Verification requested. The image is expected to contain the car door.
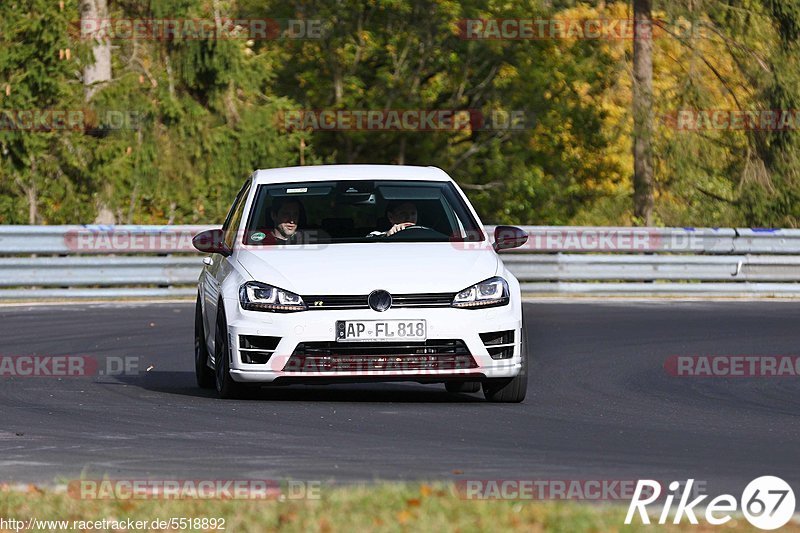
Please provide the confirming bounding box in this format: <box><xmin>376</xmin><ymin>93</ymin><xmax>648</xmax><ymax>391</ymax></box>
<box><xmin>203</xmin><ymin>178</ymin><xmax>252</xmax><ymax>353</ymax></box>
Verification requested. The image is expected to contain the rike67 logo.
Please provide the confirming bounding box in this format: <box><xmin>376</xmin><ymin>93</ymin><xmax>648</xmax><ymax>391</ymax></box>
<box><xmin>625</xmin><ymin>477</ymin><xmax>796</xmax><ymax>530</ymax></box>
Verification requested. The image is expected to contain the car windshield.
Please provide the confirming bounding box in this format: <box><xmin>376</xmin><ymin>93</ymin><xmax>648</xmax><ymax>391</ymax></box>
<box><xmin>242</xmin><ymin>180</ymin><xmax>484</xmax><ymax>245</ymax></box>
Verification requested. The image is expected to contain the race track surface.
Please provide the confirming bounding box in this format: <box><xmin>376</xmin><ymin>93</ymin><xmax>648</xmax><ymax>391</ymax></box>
<box><xmin>1</xmin><ymin>301</ymin><xmax>799</xmax><ymax>496</ymax></box>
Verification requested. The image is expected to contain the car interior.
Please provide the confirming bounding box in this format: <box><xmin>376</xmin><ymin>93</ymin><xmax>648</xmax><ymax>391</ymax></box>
<box><xmin>243</xmin><ymin>180</ymin><xmax>481</xmax><ymax>244</ymax></box>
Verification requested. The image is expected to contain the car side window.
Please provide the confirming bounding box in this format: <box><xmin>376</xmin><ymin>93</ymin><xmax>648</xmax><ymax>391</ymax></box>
<box><xmin>223</xmin><ymin>180</ymin><xmax>252</xmax><ymax>250</ymax></box>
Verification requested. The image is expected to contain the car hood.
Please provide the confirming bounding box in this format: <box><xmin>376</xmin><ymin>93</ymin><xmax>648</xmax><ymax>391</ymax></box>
<box><xmin>235</xmin><ymin>243</ymin><xmax>500</xmax><ymax>295</ymax></box>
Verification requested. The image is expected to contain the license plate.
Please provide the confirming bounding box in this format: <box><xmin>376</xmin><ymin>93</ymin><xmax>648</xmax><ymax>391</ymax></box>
<box><xmin>336</xmin><ymin>320</ymin><xmax>427</xmax><ymax>342</ymax></box>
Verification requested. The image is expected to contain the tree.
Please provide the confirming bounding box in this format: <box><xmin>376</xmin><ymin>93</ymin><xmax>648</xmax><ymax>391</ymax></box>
<box><xmin>0</xmin><ymin>0</ymin><xmax>92</xmax><ymax>224</ymax></box>
<box><xmin>81</xmin><ymin>0</ymin><xmax>112</xmax><ymax>101</ymax></box>
<box><xmin>633</xmin><ymin>0</ymin><xmax>655</xmax><ymax>225</ymax></box>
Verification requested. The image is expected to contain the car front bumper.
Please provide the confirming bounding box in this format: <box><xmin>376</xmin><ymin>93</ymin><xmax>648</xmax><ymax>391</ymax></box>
<box><xmin>223</xmin><ymin>302</ymin><xmax>523</xmax><ymax>384</ymax></box>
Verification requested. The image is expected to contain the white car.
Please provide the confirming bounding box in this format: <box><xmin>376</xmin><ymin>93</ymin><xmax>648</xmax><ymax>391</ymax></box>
<box><xmin>192</xmin><ymin>165</ymin><xmax>529</xmax><ymax>402</ymax></box>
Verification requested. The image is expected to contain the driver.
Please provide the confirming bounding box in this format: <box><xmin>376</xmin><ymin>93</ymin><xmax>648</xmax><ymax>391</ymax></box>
<box><xmin>368</xmin><ymin>201</ymin><xmax>418</xmax><ymax>237</ymax></box>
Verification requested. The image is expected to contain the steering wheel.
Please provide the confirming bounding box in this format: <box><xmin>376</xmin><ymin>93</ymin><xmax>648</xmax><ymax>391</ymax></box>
<box><xmin>385</xmin><ymin>224</ymin><xmax>443</xmax><ymax>239</ymax></box>
<box><xmin>399</xmin><ymin>224</ymin><xmax>432</xmax><ymax>232</ymax></box>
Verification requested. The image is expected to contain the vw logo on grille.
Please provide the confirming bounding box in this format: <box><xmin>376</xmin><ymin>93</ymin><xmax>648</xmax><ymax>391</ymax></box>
<box><xmin>368</xmin><ymin>290</ymin><xmax>392</xmax><ymax>312</ymax></box>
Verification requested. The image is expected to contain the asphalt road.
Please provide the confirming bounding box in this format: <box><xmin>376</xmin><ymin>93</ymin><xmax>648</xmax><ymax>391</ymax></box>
<box><xmin>1</xmin><ymin>301</ymin><xmax>799</xmax><ymax>496</ymax></box>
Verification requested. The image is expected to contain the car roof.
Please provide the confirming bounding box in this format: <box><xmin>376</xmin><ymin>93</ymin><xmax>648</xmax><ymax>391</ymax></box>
<box><xmin>252</xmin><ymin>164</ymin><xmax>453</xmax><ymax>184</ymax></box>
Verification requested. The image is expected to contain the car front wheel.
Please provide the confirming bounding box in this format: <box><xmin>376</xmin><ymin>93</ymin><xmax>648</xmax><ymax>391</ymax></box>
<box><xmin>194</xmin><ymin>295</ymin><xmax>215</xmax><ymax>389</ymax></box>
<box><xmin>214</xmin><ymin>303</ymin><xmax>247</xmax><ymax>399</ymax></box>
<box><xmin>482</xmin><ymin>332</ymin><xmax>528</xmax><ymax>403</ymax></box>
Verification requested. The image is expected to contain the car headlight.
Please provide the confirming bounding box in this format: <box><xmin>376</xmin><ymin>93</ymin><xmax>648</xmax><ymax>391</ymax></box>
<box><xmin>239</xmin><ymin>281</ymin><xmax>307</xmax><ymax>312</ymax></box>
<box><xmin>452</xmin><ymin>277</ymin><xmax>510</xmax><ymax>309</ymax></box>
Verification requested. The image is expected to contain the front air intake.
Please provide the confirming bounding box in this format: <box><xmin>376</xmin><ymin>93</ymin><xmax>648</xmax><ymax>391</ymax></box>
<box><xmin>479</xmin><ymin>330</ymin><xmax>515</xmax><ymax>360</ymax></box>
<box><xmin>283</xmin><ymin>340</ymin><xmax>477</xmax><ymax>372</ymax></box>
<box><xmin>239</xmin><ymin>335</ymin><xmax>280</xmax><ymax>364</ymax></box>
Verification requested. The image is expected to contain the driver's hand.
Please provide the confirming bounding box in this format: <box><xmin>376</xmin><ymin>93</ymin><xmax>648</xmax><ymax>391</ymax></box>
<box><xmin>387</xmin><ymin>222</ymin><xmax>414</xmax><ymax>236</ymax></box>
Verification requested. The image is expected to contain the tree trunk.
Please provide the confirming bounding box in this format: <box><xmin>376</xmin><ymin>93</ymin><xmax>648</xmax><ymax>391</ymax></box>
<box><xmin>26</xmin><ymin>182</ymin><xmax>37</xmax><ymax>225</ymax></box>
<box><xmin>14</xmin><ymin>169</ymin><xmax>38</xmax><ymax>225</ymax></box>
<box><xmin>397</xmin><ymin>136</ymin><xmax>406</xmax><ymax>165</ymax></box>
<box><xmin>81</xmin><ymin>0</ymin><xmax>111</xmax><ymax>101</ymax></box>
<box><xmin>299</xmin><ymin>137</ymin><xmax>306</xmax><ymax>166</ymax></box>
<box><xmin>632</xmin><ymin>0</ymin><xmax>654</xmax><ymax>225</ymax></box>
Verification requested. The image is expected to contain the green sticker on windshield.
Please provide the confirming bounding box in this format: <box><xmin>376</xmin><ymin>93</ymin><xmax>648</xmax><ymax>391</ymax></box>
<box><xmin>250</xmin><ymin>232</ymin><xmax>266</xmax><ymax>242</ymax></box>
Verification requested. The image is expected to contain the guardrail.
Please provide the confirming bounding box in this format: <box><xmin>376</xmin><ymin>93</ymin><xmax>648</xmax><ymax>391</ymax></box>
<box><xmin>1</xmin><ymin>225</ymin><xmax>799</xmax><ymax>298</ymax></box>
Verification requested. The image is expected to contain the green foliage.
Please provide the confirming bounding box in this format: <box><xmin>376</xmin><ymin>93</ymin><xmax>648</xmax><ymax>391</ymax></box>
<box><xmin>0</xmin><ymin>0</ymin><xmax>799</xmax><ymax>226</ymax></box>
<box><xmin>0</xmin><ymin>0</ymin><xmax>92</xmax><ymax>223</ymax></box>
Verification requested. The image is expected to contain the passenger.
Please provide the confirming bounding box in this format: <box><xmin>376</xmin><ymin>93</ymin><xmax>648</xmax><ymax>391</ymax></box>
<box><xmin>253</xmin><ymin>197</ymin><xmax>306</xmax><ymax>244</ymax></box>
<box><xmin>269</xmin><ymin>198</ymin><xmax>304</xmax><ymax>244</ymax></box>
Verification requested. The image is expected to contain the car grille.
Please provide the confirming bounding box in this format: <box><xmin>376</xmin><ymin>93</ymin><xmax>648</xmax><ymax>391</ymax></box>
<box><xmin>303</xmin><ymin>293</ymin><xmax>454</xmax><ymax>310</ymax></box>
<box><xmin>283</xmin><ymin>340</ymin><xmax>477</xmax><ymax>372</ymax></box>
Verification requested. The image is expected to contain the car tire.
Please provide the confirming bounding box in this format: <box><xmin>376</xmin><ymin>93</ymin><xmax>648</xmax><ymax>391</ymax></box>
<box><xmin>482</xmin><ymin>329</ymin><xmax>528</xmax><ymax>403</ymax></box>
<box><xmin>445</xmin><ymin>381</ymin><xmax>481</xmax><ymax>393</ymax></box>
<box><xmin>214</xmin><ymin>302</ymin><xmax>246</xmax><ymax>399</ymax></box>
<box><xmin>194</xmin><ymin>294</ymin><xmax>215</xmax><ymax>389</ymax></box>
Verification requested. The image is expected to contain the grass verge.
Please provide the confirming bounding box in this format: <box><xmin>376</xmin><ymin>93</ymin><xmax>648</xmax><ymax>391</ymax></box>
<box><xmin>0</xmin><ymin>482</ymin><xmax>772</xmax><ymax>532</ymax></box>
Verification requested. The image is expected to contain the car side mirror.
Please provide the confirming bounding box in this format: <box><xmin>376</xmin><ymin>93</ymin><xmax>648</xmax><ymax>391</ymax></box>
<box><xmin>193</xmin><ymin>228</ymin><xmax>232</xmax><ymax>256</ymax></box>
<box><xmin>493</xmin><ymin>225</ymin><xmax>528</xmax><ymax>251</ymax></box>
